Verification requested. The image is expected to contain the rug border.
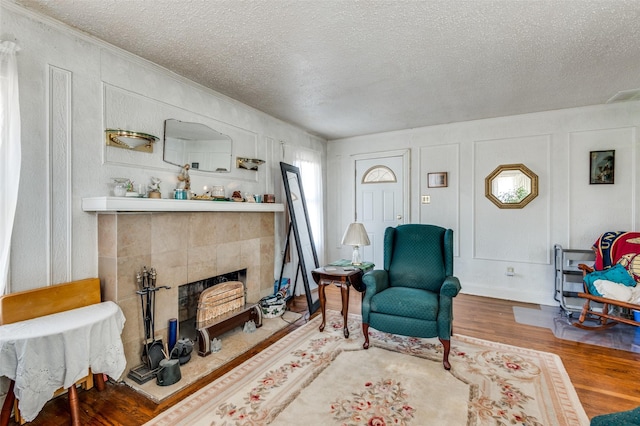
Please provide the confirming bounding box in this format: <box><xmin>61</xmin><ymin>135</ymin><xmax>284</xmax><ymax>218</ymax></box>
<box><xmin>451</xmin><ymin>333</ymin><xmax>588</xmax><ymax>425</ymax></box>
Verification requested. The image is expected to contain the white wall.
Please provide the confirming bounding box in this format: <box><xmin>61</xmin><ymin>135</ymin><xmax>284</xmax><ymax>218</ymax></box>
<box><xmin>4</xmin><ymin>2</ymin><xmax>640</xmax><ymax>307</ymax></box>
<box><xmin>2</xmin><ymin>3</ymin><xmax>326</xmax><ymax>293</ymax></box>
<box><xmin>327</xmin><ymin>102</ymin><xmax>640</xmax><ymax>306</ymax></box>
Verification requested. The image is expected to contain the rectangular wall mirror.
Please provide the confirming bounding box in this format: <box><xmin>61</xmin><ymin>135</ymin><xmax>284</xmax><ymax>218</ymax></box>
<box><xmin>163</xmin><ymin>119</ymin><xmax>233</xmax><ymax>172</ymax></box>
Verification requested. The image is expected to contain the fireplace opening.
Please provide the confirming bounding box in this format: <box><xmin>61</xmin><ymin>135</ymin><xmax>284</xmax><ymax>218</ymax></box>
<box><xmin>178</xmin><ymin>269</ymin><xmax>246</xmax><ymax>341</ymax></box>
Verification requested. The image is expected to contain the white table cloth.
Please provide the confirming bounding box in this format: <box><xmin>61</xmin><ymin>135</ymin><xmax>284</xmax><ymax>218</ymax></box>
<box><xmin>0</xmin><ymin>301</ymin><xmax>126</xmax><ymax>422</ymax></box>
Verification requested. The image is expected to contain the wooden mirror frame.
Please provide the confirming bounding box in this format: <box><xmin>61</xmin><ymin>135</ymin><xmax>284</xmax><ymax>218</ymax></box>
<box><xmin>485</xmin><ymin>163</ymin><xmax>539</xmax><ymax>209</ymax></box>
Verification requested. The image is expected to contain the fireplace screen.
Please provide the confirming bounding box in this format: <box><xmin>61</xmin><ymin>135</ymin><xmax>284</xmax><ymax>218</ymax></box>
<box><xmin>178</xmin><ymin>270</ymin><xmax>244</xmax><ymax>340</ymax></box>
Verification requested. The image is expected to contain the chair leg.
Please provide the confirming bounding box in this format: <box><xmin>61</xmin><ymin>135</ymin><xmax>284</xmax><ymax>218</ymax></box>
<box><xmin>362</xmin><ymin>323</ymin><xmax>370</xmax><ymax>349</ymax></box>
<box><xmin>68</xmin><ymin>385</ymin><xmax>81</xmax><ymax>426</ymax></box>
<box><xmin>0</xmin><ymin>380</ymin><xmax>15</xmax><ymax>426</ymax></box>
<box><xmin>94</xmin><ymin>373</ymin><xmax>106</xmax><ymax>391</ymax></box>
<box><xmin>439</xmin><ymin>338</ymin><xmax>451</xmax><ymax>370</ymax></box>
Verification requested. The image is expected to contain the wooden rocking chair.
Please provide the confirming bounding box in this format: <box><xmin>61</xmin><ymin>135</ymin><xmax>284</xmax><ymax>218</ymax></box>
<box><xmin>573</xmin><ymin>231</ymin><xmax>640</xmax><ymax>330</ymax></box>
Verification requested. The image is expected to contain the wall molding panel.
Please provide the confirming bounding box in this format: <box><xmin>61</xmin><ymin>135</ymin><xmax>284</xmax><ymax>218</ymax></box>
<box><xmin>102</xmin><ymin>84</ymin><xmax>261</xmax><ymax>184</ymax></box>
<box><xmin>568</xmin><ymin>126</ymin><xmax>637</xmax><ymax>249</ymax></box>
<box><xmin>473</xmin><ymin>134</ymin><xmax>551</xmax><ymax>264</ymax></box>
<box><xmin>49</xmin><ymin>65</ymin><xmax>73</xmax><ymax>284</ymax></box>
<box><xmin>419</xmin><ymin>143</ymin><xmax>460</xmax><ymax>257</ymax></box>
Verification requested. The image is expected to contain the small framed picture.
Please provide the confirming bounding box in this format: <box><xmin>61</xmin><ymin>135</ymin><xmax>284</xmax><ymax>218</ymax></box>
<box><xmin>428</xmin><ymin>172</ymin><xmax>448</xmax><ymax>188</ymax></box>
<box><xmin>589</xmin><ymin>150</ymin><xmax>615</xmax><ymax>184</ymax></box>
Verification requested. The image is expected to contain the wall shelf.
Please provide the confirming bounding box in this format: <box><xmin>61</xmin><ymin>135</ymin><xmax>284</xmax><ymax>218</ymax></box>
<box><xmin>82</xmin><ymin>197</ymin><xmax>284</xmax><ymax>213</ymax></box>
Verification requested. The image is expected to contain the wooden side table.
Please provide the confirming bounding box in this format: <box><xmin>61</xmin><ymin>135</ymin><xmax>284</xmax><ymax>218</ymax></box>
<box><xmin>312</xmin><ymin>261</ymin><xmax>373</xmax><ymax>338</ymax></box>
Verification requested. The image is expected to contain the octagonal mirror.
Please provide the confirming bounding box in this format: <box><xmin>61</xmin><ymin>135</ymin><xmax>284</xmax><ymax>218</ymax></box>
<box><xmin>485</xmin><ymin>163</ymin><xmax>538</xmax><ymax>209</ymax></box>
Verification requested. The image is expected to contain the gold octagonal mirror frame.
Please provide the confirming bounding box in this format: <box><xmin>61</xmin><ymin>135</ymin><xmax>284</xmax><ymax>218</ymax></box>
<box><xmin>485</xmin><ymin>163</ymin><xmax>538</xmax><ymax>209</ymax></box>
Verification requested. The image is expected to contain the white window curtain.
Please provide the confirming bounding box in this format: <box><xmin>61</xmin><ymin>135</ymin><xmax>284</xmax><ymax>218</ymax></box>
<box><xmin>293</xmin><ymin>147</ymin><xmax>324</xmax><ymax>268</ymax></box>
<box><xmin>0</xmin><ymin>41</ymin><xmax>21</xmax><ymax>295</ymax></box>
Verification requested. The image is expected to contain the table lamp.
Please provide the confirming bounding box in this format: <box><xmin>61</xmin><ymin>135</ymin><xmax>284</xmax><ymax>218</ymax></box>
<box><xmin>341</xmin><ymin>222</ymin><xmax>370</xmax><ymax>265</ymax></box>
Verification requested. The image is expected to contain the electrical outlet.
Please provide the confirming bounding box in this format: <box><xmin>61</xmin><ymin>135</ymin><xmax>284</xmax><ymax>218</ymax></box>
<box><xmin>421</xmin><ymin>195</ymin><xmax>431</xmax><ymax>204</ymax></box>
<box><xmin>506</xmin><ymin>267</ymin><xmax>515</xmax><ymax>277</ymax></box>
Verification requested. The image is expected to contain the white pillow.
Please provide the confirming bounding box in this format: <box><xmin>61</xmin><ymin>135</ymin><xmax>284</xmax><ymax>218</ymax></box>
<box><xmin>593</xmin><ymin>279</ymin><xmax>634</xmax><ymax>302</ymax></box>
<box><xmin>630</xmin><ymin>286</ymin><xmax>640</xmax><ymax>305</ymax></box>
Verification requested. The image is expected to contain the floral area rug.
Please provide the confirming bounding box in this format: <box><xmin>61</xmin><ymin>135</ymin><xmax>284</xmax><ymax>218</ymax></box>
<box><xmin>146</xmin><ymin>310</ymin><xmax>588</xmax><ymax>426</ymax></box>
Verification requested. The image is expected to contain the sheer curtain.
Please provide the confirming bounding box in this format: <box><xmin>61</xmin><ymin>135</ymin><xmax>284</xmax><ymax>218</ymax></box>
<box><xmin>0</xmin><ymin>41</ymin><xmax>21</xmax><ymax>295</ymax></box>
<box><xmin>293</xmin><ymin>147</ymin><xmax>324</xmax><ymax>266</ymax></box>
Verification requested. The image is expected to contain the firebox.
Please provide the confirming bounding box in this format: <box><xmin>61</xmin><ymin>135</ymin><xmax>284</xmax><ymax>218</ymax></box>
<box><xmin>178</xmin><ymin>269</ymin><xmax>246</xmax><ymax>341</ymax></box>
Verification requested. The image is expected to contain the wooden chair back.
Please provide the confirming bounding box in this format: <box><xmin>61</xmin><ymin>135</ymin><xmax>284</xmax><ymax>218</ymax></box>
<box><xmin>0</xmin><ymin>278</ymin><xmax>101</xmax><ymax>325</ymax></box>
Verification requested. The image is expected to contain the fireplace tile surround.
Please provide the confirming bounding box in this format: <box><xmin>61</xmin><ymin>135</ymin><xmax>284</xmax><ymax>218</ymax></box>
<box><xmin>97</xmin><ymin>211</ymin><xmax>277</xmax><ymax>374</ymax></box>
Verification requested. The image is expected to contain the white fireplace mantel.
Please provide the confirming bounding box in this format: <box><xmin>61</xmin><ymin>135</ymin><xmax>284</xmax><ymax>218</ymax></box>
<box><xmin>82</xmin><ymin>197</ymin><xmax>285</xmax><ymax>213</ymax></box>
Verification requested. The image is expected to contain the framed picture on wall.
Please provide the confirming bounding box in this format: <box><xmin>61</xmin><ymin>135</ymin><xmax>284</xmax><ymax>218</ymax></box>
<box><xmin>428</xmin><ymin>172</ymin><xmax>448</xmax><ymax>188</ymax></box>
<box><xmin>589</xmin><ymin>150</ymin><xmax>615</xmax><ymax>184</ymax></box>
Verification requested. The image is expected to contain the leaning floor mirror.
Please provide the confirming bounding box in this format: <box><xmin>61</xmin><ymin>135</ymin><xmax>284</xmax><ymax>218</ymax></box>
<box><xmin>279</xmin><ymin>162</ymin><xmax>320</xmax><ymax>314</ymax></box>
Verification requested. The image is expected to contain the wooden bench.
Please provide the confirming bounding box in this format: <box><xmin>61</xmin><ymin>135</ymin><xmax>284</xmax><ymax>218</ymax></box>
<box><xmin>0</xmin><ymin>278</ymin><xmax>105</xmax><ymax>425</ymax></box>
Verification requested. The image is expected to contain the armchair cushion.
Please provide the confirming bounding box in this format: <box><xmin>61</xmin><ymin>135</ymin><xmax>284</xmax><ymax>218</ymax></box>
<box><xmin>590</xmin><ymin>406</ymin><xmax>640</xmax><ymax>426</ymax></box>
<box><xmin>369</xmin><ymin>287</ymin><xmax>438</xmax><ymax>321</ymax></box>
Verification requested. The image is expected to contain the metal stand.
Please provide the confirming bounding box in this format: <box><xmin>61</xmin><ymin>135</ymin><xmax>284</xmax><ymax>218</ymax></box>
<box><xmin>277</xmin><ymin>222</ymin><xmax>302</xmax><ymax>298</ymax></box>
<box><xmin>127</xmin><ymin>266</ymin><xmax>170</xmax><ymax>384</ymax></box>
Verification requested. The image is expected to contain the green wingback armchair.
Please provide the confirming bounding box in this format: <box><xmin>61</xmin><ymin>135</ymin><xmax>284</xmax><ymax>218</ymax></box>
<box><xmin>361</xmin><ymin>224</ymin><xmax>461</xmax><ymax>369</ymax></box>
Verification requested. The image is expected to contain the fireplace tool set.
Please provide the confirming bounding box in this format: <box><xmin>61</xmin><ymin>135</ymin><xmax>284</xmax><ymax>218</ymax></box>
<box><xmin>127</xmin><ymin>266</ymin><xmax>173</xmax><ymax>385</ymax></box>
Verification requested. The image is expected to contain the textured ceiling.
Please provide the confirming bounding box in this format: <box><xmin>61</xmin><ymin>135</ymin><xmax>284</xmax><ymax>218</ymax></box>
<box><xmin>9</xmin><ymin>0</ymin><xmax>640</xmax><ymax>140</ymax></box>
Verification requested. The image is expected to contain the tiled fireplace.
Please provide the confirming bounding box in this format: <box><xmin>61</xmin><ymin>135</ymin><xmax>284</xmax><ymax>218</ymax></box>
<box><xmin>96</xmin><ymin>210</ymin><xmax>277</xmax><ymax>374</ymax></box>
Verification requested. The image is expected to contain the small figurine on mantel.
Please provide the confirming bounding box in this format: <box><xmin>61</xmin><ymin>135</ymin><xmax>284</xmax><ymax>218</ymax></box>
<box><xmin>177</xmin><ymin>164</ymin><xmax>191</xmax><ymax>191</ymax></box>
<box><xmin>148</xmin><ymin>177</ymin><xmax>161</xmax><ymax>198</ymax></box>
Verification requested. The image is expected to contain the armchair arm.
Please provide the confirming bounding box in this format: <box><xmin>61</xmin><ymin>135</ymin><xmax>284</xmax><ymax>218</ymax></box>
<box><xmin>440</xmin><ymin>276</ymin><xmax>461</xmax><ymax>298</ymax></box>
<box><xmin>361</xmin><ymin>270</ymin><xmax>390</xmax><ymax>324</ymax></box>
<box><xmin>437</xmin><ymin>276</ymin><xmax>460</xmax><ymax>341</ymax></box>
<box><xmin>362</xmin><ymin>270</ymin><xmax>390</xmax><ymax>295</ymax></box>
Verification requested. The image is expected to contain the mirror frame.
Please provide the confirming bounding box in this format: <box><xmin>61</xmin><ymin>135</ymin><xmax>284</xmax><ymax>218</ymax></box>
<box><xmin>278</xmin><ymin>162</ymin><xmax>320</xmax><ymax>315</ymax></box>
<box><xmin>485</xmin><ymin>163</ymin><xmax>539</xmax><ymax>209</ymax></box>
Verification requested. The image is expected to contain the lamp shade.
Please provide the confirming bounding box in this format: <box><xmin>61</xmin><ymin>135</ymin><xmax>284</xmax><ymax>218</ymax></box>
<box><xmin>341</xmin><ymin>222</ymin><xmax>370</xmax><ymax>247</ymax></box>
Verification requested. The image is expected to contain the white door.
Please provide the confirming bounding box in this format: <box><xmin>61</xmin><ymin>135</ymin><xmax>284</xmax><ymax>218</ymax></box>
<box><xmin>355</xmin><ymin>153</ymin><xmax>407</xmax><ymax>269</ymax></box>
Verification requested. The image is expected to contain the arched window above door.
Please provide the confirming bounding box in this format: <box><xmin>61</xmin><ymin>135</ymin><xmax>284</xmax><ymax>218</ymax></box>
<box><xmin>362</xmin><ymin>165</ymin><xmax>397</xmax><ymax>184</ymax></box>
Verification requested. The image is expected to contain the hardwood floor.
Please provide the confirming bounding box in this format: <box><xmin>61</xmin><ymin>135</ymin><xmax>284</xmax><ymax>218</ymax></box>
<box><xmin>9</xmin><ymin>289</ymin><xmax>640</xmax><ymax>425</ymax></box>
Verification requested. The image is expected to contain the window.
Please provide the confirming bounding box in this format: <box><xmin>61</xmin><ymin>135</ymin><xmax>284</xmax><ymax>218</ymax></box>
<box><xmin>293</xmin><ymin>147</ymin><xmax>324</xmax><ymax>265</ymax></box>
<box><xmin>362</xmin><ymin>166</ymin><xmax>397</xmax><ymax>183</ymax></box>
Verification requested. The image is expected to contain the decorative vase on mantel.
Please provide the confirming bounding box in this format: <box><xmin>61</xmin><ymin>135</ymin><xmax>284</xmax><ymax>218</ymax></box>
<box><xmin>149</xmin><ymin>191</ymin><xmax>161</xmax><ymax>199</ymax></box>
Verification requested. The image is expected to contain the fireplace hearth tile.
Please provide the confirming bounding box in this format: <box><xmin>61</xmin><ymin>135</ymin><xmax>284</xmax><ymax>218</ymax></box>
<box><xmin>122</xmin><ymin>311</ymin><xmax>302</xmax><ymax>402</ymax></box>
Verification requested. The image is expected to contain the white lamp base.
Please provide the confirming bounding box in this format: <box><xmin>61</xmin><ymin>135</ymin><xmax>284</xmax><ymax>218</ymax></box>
<box><xmin>351</xmin><ymin>246</ymin><xmax>362</xmax><ymax>265</ymax></box>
